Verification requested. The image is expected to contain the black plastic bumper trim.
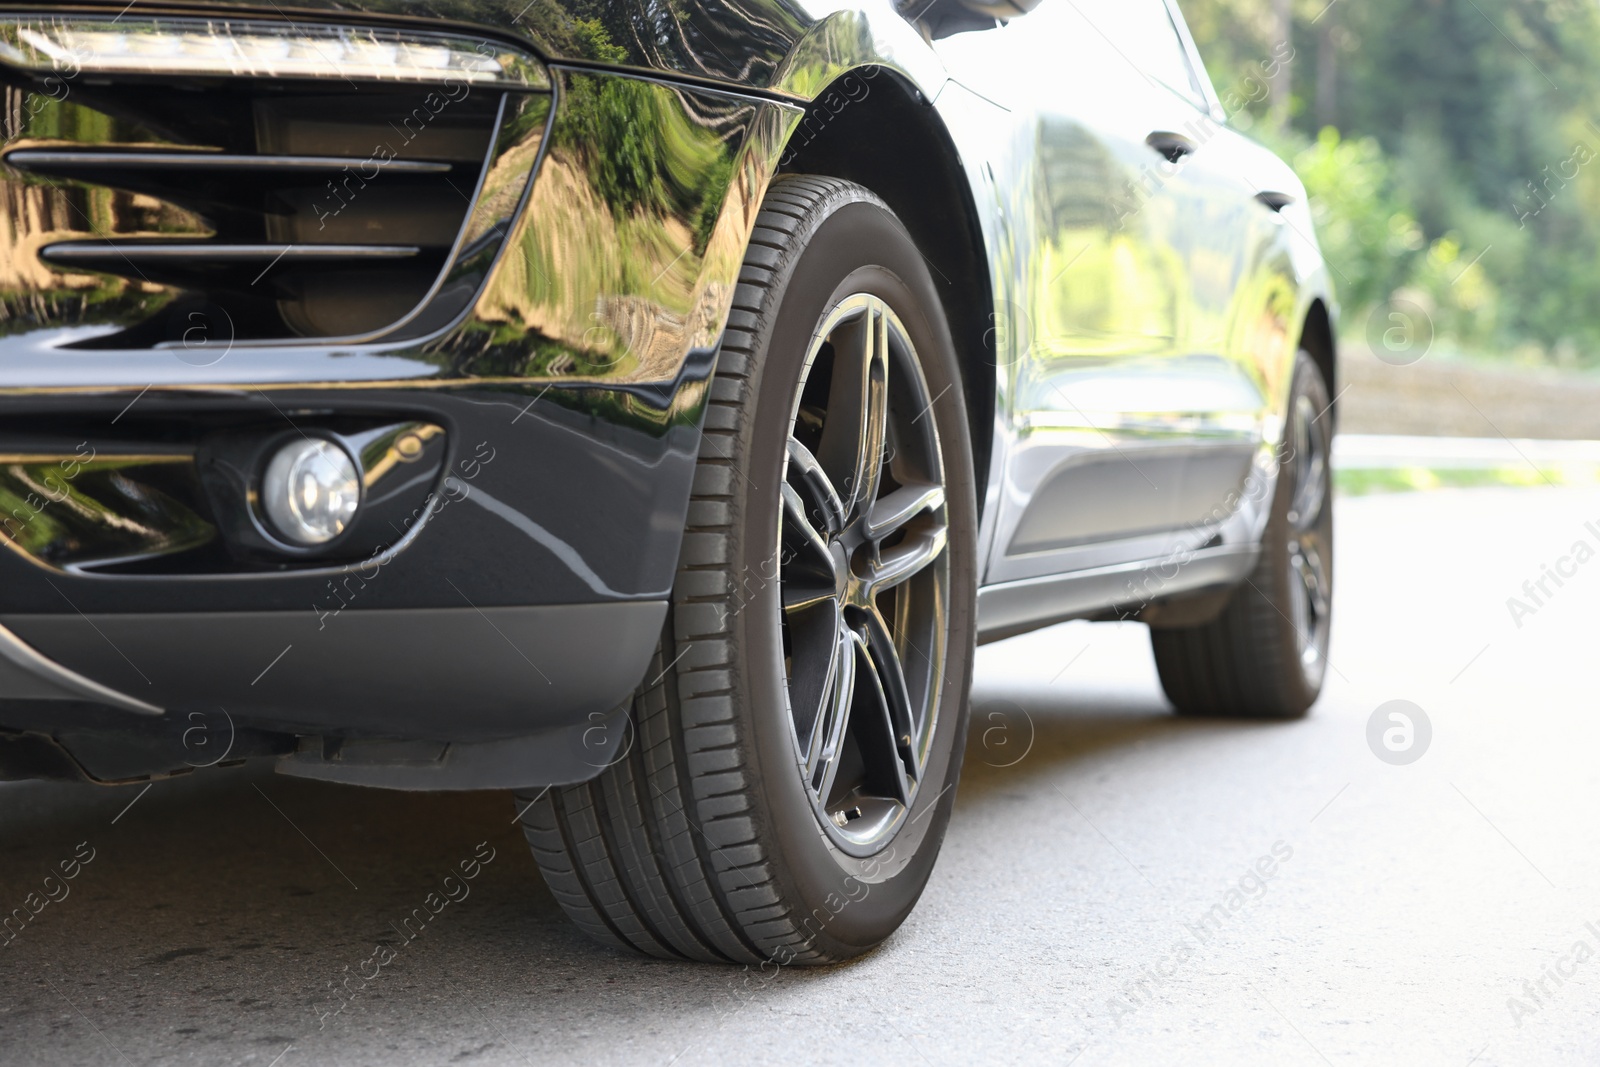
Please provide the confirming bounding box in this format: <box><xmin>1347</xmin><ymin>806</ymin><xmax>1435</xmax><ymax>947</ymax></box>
<box><xmin>2</xmin><ymin>602</ymin><xmax>665</xmax><ymax>742</ymax></box>
<box><xmin>276</xmin><ymin>702</ymin><xmax>631</xmax><ymax>790</ymax></box>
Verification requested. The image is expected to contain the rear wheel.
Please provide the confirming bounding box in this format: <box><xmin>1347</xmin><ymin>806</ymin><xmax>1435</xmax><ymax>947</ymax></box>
<box><xmin>515</xmin><ymin>176</ymin><xmax>978</xmax><ymax>964</ymax></box>
<box><xmin>1150</xmin><ymin>350</ymin><xmax>1333</xmax><ymax>718</ymax></box>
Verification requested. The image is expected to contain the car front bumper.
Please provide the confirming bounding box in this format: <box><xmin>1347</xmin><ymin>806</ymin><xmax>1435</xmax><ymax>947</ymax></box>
<box><xmin>0</xmin><ymin>378</ymin><xmax>692</xmax><ymax>788</ymax></box>
<box><xmin>0</xmin><ymin>11</ymin><xmax>797</xmax><ymax>785</ymax></box>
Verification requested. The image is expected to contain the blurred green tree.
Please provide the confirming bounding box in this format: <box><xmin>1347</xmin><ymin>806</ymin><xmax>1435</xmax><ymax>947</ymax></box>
<box><xmin>1180</xmin><ymin>0</ymin><xmax>1600</xmax><ymax>365</ymax></box>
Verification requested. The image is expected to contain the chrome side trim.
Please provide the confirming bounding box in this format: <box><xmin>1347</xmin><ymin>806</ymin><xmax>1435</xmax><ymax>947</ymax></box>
<box><xmin>975</xmin><ymin>544</ymin><xmax>1258</xmax><ymax>643</ymax></box>
<box><xmin>0</xmin><ymin>621</ymin><xmax>164</xmax><ymax>715</ymax></box>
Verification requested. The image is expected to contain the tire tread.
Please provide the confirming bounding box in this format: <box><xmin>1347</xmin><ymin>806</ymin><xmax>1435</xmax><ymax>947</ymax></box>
<box><xmin>1151</xmin><ymin>352</ymin><xmax>1331</xmax><ymax>719</ymax></box>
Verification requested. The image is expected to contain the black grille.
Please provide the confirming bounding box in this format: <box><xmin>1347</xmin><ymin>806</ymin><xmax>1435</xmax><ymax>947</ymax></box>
<box><xmin>0</xmin><ymin>21</ymin><xmax>549</xmax><ymax>348</ymax></box>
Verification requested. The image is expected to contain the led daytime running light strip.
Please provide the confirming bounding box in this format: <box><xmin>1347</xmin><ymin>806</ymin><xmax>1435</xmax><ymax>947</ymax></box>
<box><xmin>0</xmin><ymin>17</ymin><xmax>548</xmax><ymax>89</ymax></box>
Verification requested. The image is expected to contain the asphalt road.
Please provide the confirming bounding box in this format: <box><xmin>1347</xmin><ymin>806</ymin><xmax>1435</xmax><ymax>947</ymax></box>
<box><xmin>3</xmin><ymin>484</ymin><xmax>1599</xmax><ymax>1066</ymax></box>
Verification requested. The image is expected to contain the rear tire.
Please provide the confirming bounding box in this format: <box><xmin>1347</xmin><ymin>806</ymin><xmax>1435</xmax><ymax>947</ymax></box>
<box><xmin>516</xmin><ymin>176</ymin><xmax>978</xmax><ymax>964</ymax></box>
<box><xmin>1150</xmin><ymin>350</ymin><xmax>1333</xmax><ymax>719</ymax></box>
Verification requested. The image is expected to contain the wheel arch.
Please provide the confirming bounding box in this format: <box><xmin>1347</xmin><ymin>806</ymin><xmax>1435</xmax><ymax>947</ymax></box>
<box><xmin>776</xmin><ymin>68</ymin><xmax>996</xmax><ymax>519</ymax></box>
<box><xmin>1298</xmin><ymin>297</ymin><xmax>1337</xmax><ymax>426</ymax></box>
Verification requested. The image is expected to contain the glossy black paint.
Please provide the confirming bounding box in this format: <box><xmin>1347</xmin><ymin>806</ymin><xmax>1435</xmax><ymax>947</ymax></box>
<box><xmin>134</xmin><ymin>0</ymin><xmax>814</xmax><ymax>94</ymax></box>
<box><xmin>0</xmin><ymin>26</ymin><xmax>800</xmax><ymax>780</ymax></box>
<box><xmin>0</xmin><ymin>25</ymin><xmax>553</xmax><ymax>346</ymax></box>
<box><xmin>0</xmin><ymin>386</ymin><xmax>693</xmax><ymax>611</ymax></box>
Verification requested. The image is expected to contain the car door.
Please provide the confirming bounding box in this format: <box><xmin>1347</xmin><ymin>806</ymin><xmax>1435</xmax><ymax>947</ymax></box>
<box><xmin>937</xmin><ymin>0</ymin><xmax>1291</xmax><ymax>590</ymax></box>
<box><xmin>1119</xmin><ymin>0</ymin><xmax>1303</xmax><ymax>564</ymax></box>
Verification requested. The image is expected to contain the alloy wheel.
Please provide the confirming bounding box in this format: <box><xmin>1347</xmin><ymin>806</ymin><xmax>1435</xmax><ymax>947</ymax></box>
<box><xmin>778</xmin><ymin>293</ymin><xmax>950</xmax><ymax>857</ymax></box>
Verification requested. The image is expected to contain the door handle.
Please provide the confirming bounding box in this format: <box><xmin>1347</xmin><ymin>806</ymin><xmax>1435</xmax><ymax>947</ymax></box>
<box><xmin>1144</xmin><ymin>131</ymin><xmax>1195</xmax><ymax>164</ymax></box>
<box><xmin>1254</xmin><ymin>190</ymin><xmax>1295</xmax><ymax>212</ymax></box>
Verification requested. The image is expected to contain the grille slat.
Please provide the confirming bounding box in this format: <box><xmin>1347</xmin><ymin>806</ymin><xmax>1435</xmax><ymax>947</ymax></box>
<box><xmin>42</xmin><ymin>243</ymin><xmax>424</xmax><ymax>261</ymax></box>
<box><xmin>39</xmin><ymin>241</ymin><xmax>432</xmax><ymax>297</ymax></box>
<box><xmin>4</xmin><ymin>149</ymin><xmax>462</xmax><ymax>219</ymax></box>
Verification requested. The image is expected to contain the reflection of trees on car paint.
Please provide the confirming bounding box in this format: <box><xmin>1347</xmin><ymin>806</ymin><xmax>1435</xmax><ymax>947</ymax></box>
<box><xmin>479</xmin><ymin>0</ymin><xmax>804</xmax><ymax>89</ymax></box>
<box><xmin>0</xmin><ymin>91</ymin><xmax>194</xmax><ymax>339</ymax></box>
<box><xmin>466</xmin><ymin>22</ymin><xmax>776</xmax><ymax>436</ymax></box>
<box><xmin>0</xmin><ymin>445</ymin><xmax>216</xmax><ymax>566</ymax></box>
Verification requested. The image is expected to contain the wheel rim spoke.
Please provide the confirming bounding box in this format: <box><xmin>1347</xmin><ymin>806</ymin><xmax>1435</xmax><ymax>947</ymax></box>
<box><xmin>810</xmin><ymin>628</ymin><xmax>860</xmax><ymax>804</ymax></box>
<box><xmin>815</xmin><ymin>304</ymin><xmax>889</xmax><ymax>523</ymax></box>
<box><xmin>790</xmin><ymin>601</ymin><xmax>842</xmax><ymax>754</ymax></box>
<box><xmin>786</xmin><ymin>436</ymin><xmax>846</xmax><ymax>536</ymax></box>
<box><xmin>866</xmin><ymin>523</ymin><xmax>948</xmax><ymax>595</ymax></box>
<box><xmin>1282</xmin><ymin>386</ymin><xmax>1332</xmax><ymax>678</ymax></box>
<box><xmin>778</xmin><ymin>292</ymin><xmax>949</xmax><ymax>855</ymax></box>
<box><xmin>1289</xmin><ymin>533</ymin><xmax>1330</xmax><ymax>668</ymax></box>
<box><xmin>863</xmin><ymin>608</ymin><xmax>921</xmax><ymax>785</ymax></box>
<box><xmin>851</xmin><ymin>623</ymin><xmax>913</xmax><ymax>806</ymax></box>
<box><xmin>780</xmin><ymin>482</ymin><xmax>836</xmax><ymax>613</ymax></box>
<box><xmin>864</xmin><ymin>481</ymin><xmax>945</xmax><ymax>542</ymax></box>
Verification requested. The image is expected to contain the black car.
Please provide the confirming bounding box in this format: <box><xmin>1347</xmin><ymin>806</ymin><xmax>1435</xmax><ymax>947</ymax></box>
<box><xmin>0</xmin><ymin>0</ymin><xmax>1335</xmax><ymax>964</ymax></box>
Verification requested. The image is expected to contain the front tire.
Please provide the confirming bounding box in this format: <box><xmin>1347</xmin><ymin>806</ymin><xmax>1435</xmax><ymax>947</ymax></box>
<box><xmin>516</xmin><ymin>176</ymin><xmax>978</xmax><ymax>964</ymax></box>
<box><xmin>1150</xmin><ymin>350</ymin><xmax>1334</xmax><ymax>719</ymax></box>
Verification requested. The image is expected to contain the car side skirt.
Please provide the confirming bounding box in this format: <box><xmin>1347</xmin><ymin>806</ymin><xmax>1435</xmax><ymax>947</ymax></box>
<box><xmin>975</xmin><ymin>543</ymin><xmax>1259</xmax><ymax>644</ymax></box>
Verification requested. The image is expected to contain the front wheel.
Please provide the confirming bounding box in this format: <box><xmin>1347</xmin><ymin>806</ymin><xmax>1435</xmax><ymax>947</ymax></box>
<box><xmin>1150</xmin><ymin>350</ymin><xmax>1334</xmax><ymax>718</ymax></box>
<box><xmin>516</xmin><ymin>176</ymin><xmax>978</xmax><ymax>964</ymax></box>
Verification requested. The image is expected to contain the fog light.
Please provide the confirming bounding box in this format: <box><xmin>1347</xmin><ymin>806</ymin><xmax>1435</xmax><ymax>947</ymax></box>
<box><xmin>262</xmin><ymin>439</ymin><xmax>360</xmax><ymax>545</ymax></box>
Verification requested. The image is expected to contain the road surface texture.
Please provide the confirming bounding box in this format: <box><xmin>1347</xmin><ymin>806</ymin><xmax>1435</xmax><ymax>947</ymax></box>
<box><xmin>2</xmin><ymin>484</ymin><xmax>1597</xmax><ymax>1066</ymax></box>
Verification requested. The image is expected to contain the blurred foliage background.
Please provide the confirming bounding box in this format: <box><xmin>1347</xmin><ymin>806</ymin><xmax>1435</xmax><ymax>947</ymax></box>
<box><xmin>1180</xmin><ymin>0</ymin><xmax>1600</xmax><ymax>369</ymax></box>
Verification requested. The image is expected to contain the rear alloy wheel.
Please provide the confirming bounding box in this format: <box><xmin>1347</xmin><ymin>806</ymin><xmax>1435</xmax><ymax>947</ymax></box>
<box><xmin>516</xmin><ymin>177</ymin><xmax>977</xmax><ymax>964</ymax></box>
<box><xmin>1150</xmin><ymin>350</ymin><xmax>1333</xmax><ymax>718</ymax></box>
